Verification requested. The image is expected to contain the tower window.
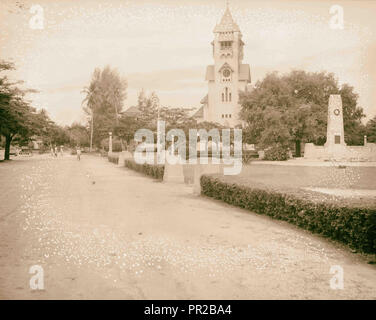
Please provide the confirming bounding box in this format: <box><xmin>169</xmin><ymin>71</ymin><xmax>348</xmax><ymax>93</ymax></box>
<box><xmin>220</xmin><ymin>41</ymin><xmax>232</xmax><ymax>50</ymax></box>
<box><xmin>222</xmin><ymin>87</ymin><xmax>231</xmax><ymax>103</ymax></box>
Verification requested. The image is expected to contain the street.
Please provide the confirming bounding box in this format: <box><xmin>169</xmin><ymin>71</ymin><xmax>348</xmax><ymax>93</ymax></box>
<box><xmin>0</xmin><ymin>154</ymin><xmax>375</xmax><ymax>299</ymax></box>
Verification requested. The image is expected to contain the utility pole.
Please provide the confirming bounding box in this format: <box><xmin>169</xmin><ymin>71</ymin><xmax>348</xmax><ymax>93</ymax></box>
<box><xmin>90</xmin><ymin>108</ymin><xmax>94</xmax><ymax>152</ymax></box>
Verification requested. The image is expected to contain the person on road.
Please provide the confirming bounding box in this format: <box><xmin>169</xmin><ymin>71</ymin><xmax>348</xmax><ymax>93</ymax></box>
<box><xmin>54</xmin><ymin>146</ymin><xmax>58</xmax><ymax>158</ymax></box>
<box><xmin>60</xmin><ymin>145</ymin><xmax>64</xmax><ymax>157</ymax></box>
<box><xmin>76</xmin><ymin>146</ymin><xmax>81</xmax><ymax>161</ymax></box>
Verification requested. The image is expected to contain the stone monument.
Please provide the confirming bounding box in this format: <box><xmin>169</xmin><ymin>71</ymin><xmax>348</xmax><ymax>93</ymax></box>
<box><xmin>304</xmin><ymin>94</ymin><xmax>376</xmax><ymax>161</ymax></box>
<box><xmin>324</xmin><ymin>94</ymin><xmax>347</xmax><ymax>159</ymax></box>
<box><xmin>325</xmin><ymin>95</ymin><xmax>346</xmax><ymax>148</ymax></box>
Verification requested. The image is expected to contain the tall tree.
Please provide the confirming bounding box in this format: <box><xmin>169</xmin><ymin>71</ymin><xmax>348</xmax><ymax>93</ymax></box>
<box><xmin>240</xmin><ymin>70</ymin><xmax>365</xmax><ymax>157</ymax></box>
<box><xmin>365</xmin><ymin>115</ymin><xmax>376</xmax><ymax>143</ymax></box>
<box><xmin>66</xmin><ymin>122</ymin><xmax>90</xmax><ymax>147</ymax></box>
<box><xmin>136</xmin><ymin>90</ymin><xmax>159</xmax><ymax>130</ymax></box>
<box><xmin>82</xmin><ymin>66</ymin><xmax>127</xmax><ymax>150</ymax></box>
<box><xmin>0</xmin><ymin>60</ymin><xmax>38</xmax><ymax>160</ymax></box>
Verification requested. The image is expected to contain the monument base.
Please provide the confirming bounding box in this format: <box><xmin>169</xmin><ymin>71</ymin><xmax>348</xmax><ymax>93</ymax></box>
<box><xmin>304</xmin><ymin>142</ymin><xmax>376</xmax><ymax>161</ymax></box>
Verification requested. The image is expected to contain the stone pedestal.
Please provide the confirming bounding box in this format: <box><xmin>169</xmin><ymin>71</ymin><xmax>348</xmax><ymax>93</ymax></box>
<box><xmin>258</xmin><ymin>150</ymin><xmax>265</xmax><ymax>160</ymax></box>
<box><xmin>118</xmin><ymin>151</ymin><xmax>133</xmax><ymax>167</ymax></box>
<box><xmin>163</xmin><ymin>163</ymin><xmax>185</xmax><ymax>183</ymax></box>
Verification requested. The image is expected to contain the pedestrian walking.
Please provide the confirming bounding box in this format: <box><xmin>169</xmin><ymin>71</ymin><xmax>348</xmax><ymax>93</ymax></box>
<box><xmin>76</xmin><ymin>146</ymin><xmax>81</xmax><ymax>161</ymax></box>
<box><xmin>60</xmin><ymin>145</ymin><xmax>64</xmax><ymax>157</ymax></box>
<box><xmin>54</xmin><ymin>146</ymin><xmax>58</xmax><ymax>157</ymax></box>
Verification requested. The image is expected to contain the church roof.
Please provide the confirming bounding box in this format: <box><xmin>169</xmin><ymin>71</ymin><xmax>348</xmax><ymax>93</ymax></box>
<box><xmin>239</xmin><ymin>64</ymin><xmax>251</xmax><ymax>82</ymax></box>
<box><xmin>213</xmin><ymin>6</ymin><xmax>240</xmax><ymax>33</ymax></box>
<box><xmin>205</xmin><ymin>64</ymin><xmax>251</xmax><ymax>82</ymax></box>
<box><xmin>192</xmin><ymin>106</ymin><xmax>204</xmax><ymax>119</ymax></box>
<box><xmin>200</xmin><ymin>94</ymin><xmax>208</xmax><ymax>104</ymax></box>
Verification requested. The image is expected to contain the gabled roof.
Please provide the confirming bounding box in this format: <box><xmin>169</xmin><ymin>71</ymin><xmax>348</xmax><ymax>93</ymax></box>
<box><xmin>122</xmin><ymin>106</ymin><xmax>141</xmax><ymax>117</ymax></box>
<box><xmin>205</xmin><ymin>64</ymin><xmax>251</xmax><ymax>82</ymax></box>
<box><xmin>205</xmin><ymin>65</ymin><xmax>215</xmax><ymax>81</ymax></box>
<box><xmin>218</xmin><ymin>62</ymin><xmax>234</xmax><ymax>73</ymax></box>
<box><xmin>213</xmin><ymin>6</ymin><xmax>240</xmax><ymax>33</ymax></box>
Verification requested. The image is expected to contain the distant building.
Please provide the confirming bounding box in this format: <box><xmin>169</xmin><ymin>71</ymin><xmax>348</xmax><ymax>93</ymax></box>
<box><xmin>199</xmin><ymin>4</ymin><xmax>251</xmax><ymax>127</ymax></box>
<box><xmin>121</xmin><ymin>106</ymin><xmax>141</xmax><ymax>119</ymax></box>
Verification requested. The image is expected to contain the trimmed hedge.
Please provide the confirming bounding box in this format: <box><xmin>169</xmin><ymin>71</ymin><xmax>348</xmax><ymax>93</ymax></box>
<box><xmin>264</xmin><ymin>144</ymin><xmax>288</xmax><ymax>161</ymax></box>
<box><xmin>200</xmin><ymin>175</ymin><xmax>376</xmax><ymax>253</ymax></box>
<box><xmin>108</xmin><ymin>154</ymin><xmax>119</xmax><ymax>164</ymax></box>
<box><xmin>124</xmin><ymin>159</ymin><xmax>164</xmax><ymax>180</ymax></box>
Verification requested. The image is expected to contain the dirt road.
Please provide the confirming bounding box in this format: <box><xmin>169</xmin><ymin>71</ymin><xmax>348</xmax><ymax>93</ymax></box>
<box><xmin>0</xmin><ymin>154</ymin><xmax>375</xmax><ymax>299</ymax></box>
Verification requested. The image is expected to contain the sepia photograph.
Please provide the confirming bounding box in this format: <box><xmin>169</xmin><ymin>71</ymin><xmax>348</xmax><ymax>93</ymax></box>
<box><xmin>0</xmin><ymin>0</ymin><xmax>375</xmax><ymax>306</ymax></box>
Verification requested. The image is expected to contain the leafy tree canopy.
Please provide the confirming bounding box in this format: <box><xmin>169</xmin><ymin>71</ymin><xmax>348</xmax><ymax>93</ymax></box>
<box><xmin>240</xmin><ymin>70</ymin><xmax>365</xmax><ymax>156</ymax></box>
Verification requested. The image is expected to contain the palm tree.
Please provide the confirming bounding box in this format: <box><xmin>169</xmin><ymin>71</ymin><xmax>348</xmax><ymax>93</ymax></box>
<box><xmin>81</xmin><ymin>69</ymin><xmax>101</xmax><ymax>152</ymax></box>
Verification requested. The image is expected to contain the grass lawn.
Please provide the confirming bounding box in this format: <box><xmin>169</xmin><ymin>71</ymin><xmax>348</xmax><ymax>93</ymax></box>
<box><xmin>224</xmin><ymin>163</ymin><xmax>376</xmax><ymax>190</ymax></box>
<box><xmin>212</xmin><ymin>163</ymin><xmax>376</xmax><ymax>208</ymax></box>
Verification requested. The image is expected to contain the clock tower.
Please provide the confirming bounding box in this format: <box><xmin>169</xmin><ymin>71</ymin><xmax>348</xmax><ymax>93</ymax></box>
<box><xmin>201</xmin><ymin>4</ymin><xmax>251</xmax><ymax>127</ymax></box>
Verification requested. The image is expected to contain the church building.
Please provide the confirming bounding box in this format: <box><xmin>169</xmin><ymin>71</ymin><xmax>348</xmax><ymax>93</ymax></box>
<box><xmin>197</xmin><ymin>5</ymin><xmax>251</xmax><ymax>127</ymax></box>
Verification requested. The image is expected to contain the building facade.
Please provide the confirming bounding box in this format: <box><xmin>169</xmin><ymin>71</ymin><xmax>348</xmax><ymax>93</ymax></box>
<box><xmin>199</xmin><ymin>5</ymin><xmax>251</xmax><ymax>127</ymax></box>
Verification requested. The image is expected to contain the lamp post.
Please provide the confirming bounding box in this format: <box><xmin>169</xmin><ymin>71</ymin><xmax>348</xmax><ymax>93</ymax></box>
<box><xmin>109</xmin><ymin>132</ymin><xmax>113</xmax><ymax>154</ymax></box>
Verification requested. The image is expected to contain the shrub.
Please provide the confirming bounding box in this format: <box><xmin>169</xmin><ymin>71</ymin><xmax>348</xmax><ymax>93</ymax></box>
<box><xmin>264</xmin><ymin>144</ymin><xmax>288</xmax><ymax>161</ymax></box>
<box><xmin>200</xmin><ymin>175</ymin><xmax>376</xmax><ymax>253</ymax></box>
<box><xmin>108</xmin><ymin>154</ymin><xmax>119</xmax><ymax>164</ymax></box>
<box><xmin>124</xmin><ymin>159</ymin><xmax>164</xmax><ymax>180</ymax></box>
<box><xmin>242</xmin><ymin>150</ymin><xmax>259</xmax><ymax>164</ymax></box>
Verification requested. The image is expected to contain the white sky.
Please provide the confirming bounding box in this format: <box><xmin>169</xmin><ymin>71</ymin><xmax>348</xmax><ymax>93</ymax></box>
<box><xmin>0</xmin><ymin>0</ymin><xmax>375</xmax><ymax>125</ymax></box>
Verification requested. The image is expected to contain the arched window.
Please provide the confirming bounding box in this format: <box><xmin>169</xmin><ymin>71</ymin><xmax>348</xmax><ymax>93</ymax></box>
<box><xmin>222</xmin><ymin>87</ymin><xmax>231</xmax><ymax>103</ymax></box>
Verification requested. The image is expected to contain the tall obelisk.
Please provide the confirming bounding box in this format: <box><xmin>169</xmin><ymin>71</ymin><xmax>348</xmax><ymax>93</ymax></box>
<box><xmin>325</xmin><ymin>95</ymin><xmax>346</xmax><ymax>147</ymax></box>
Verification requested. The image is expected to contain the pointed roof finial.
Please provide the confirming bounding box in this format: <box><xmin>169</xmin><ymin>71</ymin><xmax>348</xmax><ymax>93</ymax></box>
<box><xmin>213</xmin><ymin>1</ymin><xmax>240</xmax><ymax>33</ymax></box>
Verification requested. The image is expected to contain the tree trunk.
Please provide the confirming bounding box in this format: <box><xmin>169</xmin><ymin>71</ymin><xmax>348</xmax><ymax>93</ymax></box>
<box><xmin>4</xmin><ymin>134</ymin><xmax>12</xmax><ymax>160</ymax></box>
<box><xmin>89</xmin><ymin>112</ymin><xmax>94</xmax><ymax>152</ymax></box>
<box><xmin>295</xmin><ymin>139</ymin><xmax>301</xmax><ymax>157</ymax></box>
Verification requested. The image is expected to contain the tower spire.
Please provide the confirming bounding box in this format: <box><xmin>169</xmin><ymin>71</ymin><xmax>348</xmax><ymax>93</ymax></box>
<box><xmin>214</xmin><ymin>1</ymin><xmax>239</xmax><ymax>33</ymax></box>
